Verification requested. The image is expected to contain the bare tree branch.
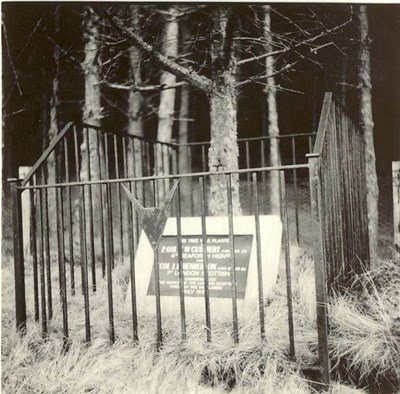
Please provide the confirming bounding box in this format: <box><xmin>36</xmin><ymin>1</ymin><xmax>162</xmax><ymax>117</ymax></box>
<box><xmin>237</xmin><ymin>10</ymin><xmax>352</xmax><ymax>66</ymax></box>
<box><xmin>2</xmin><ymin>21</ymin><xmax>23</xmax><ymax>96</ymax></box>
<box><xmin>100</xmin><ymin>9</ymin><xmax>212</xmax><ymax>92</ymax></box>
<box><xmin>102</xmin><ymin>80</ymin><xmax>188</xmax><ymax>92</ymax></box>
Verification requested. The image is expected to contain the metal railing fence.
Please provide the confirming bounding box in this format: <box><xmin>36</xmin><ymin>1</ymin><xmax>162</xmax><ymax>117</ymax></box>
<box><xmin>308</xmin><ymin>92</ymin><xmax>370</xmax><ymax>293</ymax></box>
<box><xmin>9</xmin><ymin>92</ymin><xmax>375</xmax><ymax>387</ymax></box>
<box><xmin>10</xmin><ymin>166</ymin><xmax>327</xmax><ymax>363</ymax></box>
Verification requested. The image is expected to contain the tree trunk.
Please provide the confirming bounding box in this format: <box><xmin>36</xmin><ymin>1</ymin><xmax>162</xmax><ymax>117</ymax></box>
<box><xmin>358</xmin><ymin>5</ymin><xmax>379</xmax><ymax>261</ymax></box>
<box><xmin>208</xmin><ymin>72</ymin><xmax>240</xmax><ymax>216</ymax></box>
<box><xmin>178</xmin><ymin>84</ymin><xmax>192</xmax><ymax>210</ymax></box>
<box><xmin>81</xmin><ymin>8</ymin><xmax>102</xmax><ymax>181</ymax></box>
<box><xmin>263</xmin><ymin>5</ymin><xmax>281</xmax><ymax>215</ymax></box>
<box><xmin>155</xmin><ymin>7</ymin><xmax>179</xmax><ymax>200</ymax></box>
<box><xmin>127</xmin><ymin>6</ymin><xmax>144</xmax><ymax>176</ymax></box>
<box><xmin>208</xmin><ymin>7</ymin><xmax>241</xmax><ymax>216</ymax></box>
<box><xmin>81</xmin><ymin>7</ymin><xmax>103</xmax><ymax>255</ymax></box>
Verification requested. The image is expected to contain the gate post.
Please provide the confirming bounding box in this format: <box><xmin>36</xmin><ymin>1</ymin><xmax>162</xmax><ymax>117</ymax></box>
<box><xmin>9</xmin><ymin>178</ymin><xmax>27</xmax><ymax>333</ymax></box>
<box><xmin>307</xmin><ymin>155</ymin><xmax>330</xmax><ymax>387</ymax></box>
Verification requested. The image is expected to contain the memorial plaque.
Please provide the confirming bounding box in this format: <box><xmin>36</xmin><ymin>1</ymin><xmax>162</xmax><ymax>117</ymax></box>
<box><xmin>147</xmin><ymin>235</ymin><xmax>253</xmax><ymax>299</ymax></box>
<box><xmin>128</xmin><ymin>215</ymin><xmax>282</xmax><ymax>320</ymax></box>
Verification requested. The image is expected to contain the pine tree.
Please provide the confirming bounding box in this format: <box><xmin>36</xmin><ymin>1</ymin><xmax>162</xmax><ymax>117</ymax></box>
<box><xmin>263</xmin><ymin>5</ymin><xmax>281</xmax><ymax>215</ymax></box>
<box><xmin>357</xmin><ymin>5</ymin><xmax>379</xmax><ymax>261</ymax></box>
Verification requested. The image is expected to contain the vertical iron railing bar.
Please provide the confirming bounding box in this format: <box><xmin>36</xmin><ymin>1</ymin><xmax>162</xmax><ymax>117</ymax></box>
<box><xmin>156</xmin><ymin>146</ymin><xmax>162</xmax><ymax>205</ymax></box>
<box><xmin>106</xmin><ymin>182</ymin><xmax>116</xmax><ymax>344</ymax></box>
<box><xmin>95</xmin><ymin>130</ymin><xmax>106</xmax><ymax>278</ymax></box>
<box><xmin>63</xmin><ymin>138</ymin><xmax>75</xmax><ymax>295</ymax></box>
<box><xmin>261</xmin><ymin>139</ymin><xmax>266</xmax><ymax>184</ymax></box>
<box><xmin>145</xmin><ymin>141</ymin><xmax>151</xmax><ymax>179</ymax></box>
<box><xmin>122</xmin><ymin>137</ymin><xmax>139</xmax><ymax>340</ymax></box>
<box><xmin>340</xmin><ymin>108</ymin><xmax>351</xmax><ymax>282</ymax></box>
<box><xmin>85</xmin><ymin>127</ymin><xmax>96</xmax><ymax>292</ymax></box>
<box><xmin>127</xmin><ymin>179</ymin><xmax>139</xmax><ymax>341</ymax></box>
<box><xmin>325</xmin><ymin>116</ymin><xmax>336</xmax><ymax>288</ymax></box>
<box><xmin>199</xmin><ymin>176</ymin><xmax>212</xmax><ymax>342</ymax></box>
<box><xmin>153</xmin><ymin>142</ymin><xmax>158</xmax><ymax>179</ymax></box>
<box><xmin>348</xmin><ymin>123</ymin><xmax>357</xmax><ymax>276</ymax></box>
<box><xmin>291</xmin><ymin>137</ymin><xmax>300</xmax><ymax>245</ymax></box>
<box><xmin>191</xmin><ymin>162</ymin><xmax>195</xmax><ymax>216</ymax></box>
<box><xmin>308</xmin><ymin>156</ymin><xmax>330</xmax><ymax>387</ymax></box>
<box><xmin>346</xmin><ymin>111</ymin><xmax>358</xmax><ymax>268</ymax></box>
<box><xmin>163</xmin><ymin>145</ymin><xmax>169</xmax><ymax>200</ymax></box>
<box><xmin>171</xmin><ymin>145</ymin><xmax>178</xmax><ymax>175</ymax></box>
<box><xmin>42</xmin><ymin>167</ymin><xmax>52</xmax><ymax>320</ymax></box>
<box><xmin>73</xmin><ymin>125</ymin><xmax>85</xmax><ymax>295</ymax></box>
<box><xmin>332</xmin><ymin>109</ymin><xmax>346</xmax><ymax>287</ymax></box>
<box><xmin>201</xmin><ymin>144</ymin><xmax>206</xmax><ymax>173</ymax></box>
<box><xmin>56</xmin><ymin>184</ymin><xmax>69</xmax><ymax>344</ymax></box>
<box><xmin>321</xmin><ymin>135</ymin><xmax>333</xmax><ymax>289</ymax></box>
<box><xmin>227</xmin><ymin>174</ymin><xmax>239</xmax><ymax>344</ymax></box>
<box><xmin>356</xmin><ymin>124</ymin><xmax>367</xmax><ymax>268</ymax></box>
<box><xmin>104</xmin><ymin>135</ymin><xmax>115</xmax><ymax>268</ymax></box>
<box><xmin>73</xmin><ymin>125</ymin><xmax>80</xmax><ymax>183</ymax></box>
<box><xmin>245</xmin><ymin>140</ymin><xmax>251</xmax><ymax>199</ymax></box>
<box><xmin>30</xmin><ymin>175</ymin><xmax>39</xmax><ymax>320</ymax></box>
<box><xmin>10</xmin><ymin>178</ymin><xmax>27</xmax><ymax>332</ymax></box>
<box><xmin>136</xmin><ymin>140</ymin><xmax>142</xmax><ymax>246</ymax></box>
<box><xmin>175</xmin><ymin>181</ymin><xmax>187</xmax><ymax>340</ymax></box>
<box><xmin>348</xmin><ymin>115</ymin><xmax>358</xmax><ymax>275</ymax></box>
<box><xmin>78</xmin><ymin>184</ymin><xmax>91</xmax><ymax>343</ymax></box>
<box><xmin>113</xmin><ymin>134</ymin><xmax>124</xmax><ymax>261</ymax></box>
<box><xmin>252</xmin><ymin>172</ymin><xmax>265</xmax><ymax>340</ymax></box>
<box><xmin>324</xmin><ymin>154</ymin><xmax>333</xmax><ymax>290</ymax></box>
<box><xmin>279</xmin><ymin>171</ymin><xmax>295</xmax><ymax>358</ymax></box>
<box><xmin>38</xmin><ymin>187</ymin><xmax>47</xmax><ymax>336</ymax></box>
<box><xmin>356</xmin><ymin>119</ymin><xmax>366</xmax><ymax>271</ymax></box>
<box><xmin>55</xmin><ymin>138</ymin><xmax>68</xmax><ymax>341</ymax></box>
<box><xmin>337</xmin><ymin>104</ymin><xmax>348</xmax><ymax>284</ymax></box>
<box><xmin>308</xmin><ymin>135</ymin><xmax>313</xmax><ymax>156</ymax></box>
<box><xmin>333</xmin><ymin>110</ymin><xmax>344</xmax><ymax>289</ymax></box>
<box><xmin>152</xmin><ymin>179</ymin><xmax>163</xmax><ymax>348</ymax></box>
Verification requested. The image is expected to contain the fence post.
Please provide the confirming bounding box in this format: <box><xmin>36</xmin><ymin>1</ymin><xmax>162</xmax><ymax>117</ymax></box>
<box><xmin>9</xmin><ymin>178</ymin><xmax>27</xmax><ymax>333</ymax></box>
<box><xmin>307</xmin><ymin>156</ymin><xmax>330</xmax><ymax>387</ymax></box>
<box><xmin>393</xmin><ymin>161</ymin><xmax>400</xmax><ymax>256</ymax></box>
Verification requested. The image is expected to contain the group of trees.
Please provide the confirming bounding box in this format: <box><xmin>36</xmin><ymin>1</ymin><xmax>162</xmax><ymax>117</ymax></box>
<box><xmin>2</xmin><ymin>4</ymin><xmax>378</xmax><ymax>256</ymax></box>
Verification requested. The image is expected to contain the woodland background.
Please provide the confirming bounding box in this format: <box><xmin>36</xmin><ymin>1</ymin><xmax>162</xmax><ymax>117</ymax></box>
<box><xmin>2</xmin><ymin>3</ymin><xmax>400</xmax><ymax>255</ymax></box>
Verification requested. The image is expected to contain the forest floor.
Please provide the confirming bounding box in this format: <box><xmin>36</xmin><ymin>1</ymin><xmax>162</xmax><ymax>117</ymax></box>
<box><xmin>1</xmin><ymin>248</ymin><xmax>399</xmax><ymax>394</ymax></box>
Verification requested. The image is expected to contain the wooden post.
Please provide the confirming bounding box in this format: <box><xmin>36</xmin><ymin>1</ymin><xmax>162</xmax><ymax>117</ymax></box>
<box><xmin>9</xmin><ymin>178</ymin><xmax>27</xmax><ymax>333</ymax></box>
<box><xmin>393</xmin><ymin>162</ymin><xmax>400</xmax><ymax>256</ymax></box>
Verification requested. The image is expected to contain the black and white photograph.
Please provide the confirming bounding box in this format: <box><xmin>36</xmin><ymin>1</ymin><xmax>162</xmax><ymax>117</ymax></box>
<box><xmin>1</xmin><ymin>2</ymin><xmax>400</xmax><ymax>393</ymax></box>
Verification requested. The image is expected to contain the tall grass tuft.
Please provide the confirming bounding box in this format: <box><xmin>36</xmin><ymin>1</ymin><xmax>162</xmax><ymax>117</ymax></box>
<box><xmin>329</xmin><ymin>258</ymin><xmax>400</xmax><ymax>388</ymax></box>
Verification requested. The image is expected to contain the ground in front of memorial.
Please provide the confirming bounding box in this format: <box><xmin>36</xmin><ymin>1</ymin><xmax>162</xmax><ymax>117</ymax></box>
<box><xmin>2</xmin><ymin>251</ymin><xmax>399</xmax><ymax>393</ymax></box>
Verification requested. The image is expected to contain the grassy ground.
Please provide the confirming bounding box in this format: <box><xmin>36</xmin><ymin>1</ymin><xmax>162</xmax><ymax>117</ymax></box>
<box><xmin>2</xmin><ymin>250</ymin><xmax>399</xmax><ymax>393</ymax></box>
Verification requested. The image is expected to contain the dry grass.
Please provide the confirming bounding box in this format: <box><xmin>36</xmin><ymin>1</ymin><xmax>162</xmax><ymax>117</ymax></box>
<box><xmin>329</xmin><ymin>258</ymin><xmax>400</xmax><ymax>387</ymax></box>
<box><xmin>2</xmin><ymin>250</ymin><xmax>393</xmax><ymax>393</ymax></box>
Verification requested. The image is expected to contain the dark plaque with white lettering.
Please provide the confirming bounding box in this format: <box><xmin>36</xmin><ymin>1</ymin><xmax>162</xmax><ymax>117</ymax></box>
<box><xmin>147</xmin><ymin>235</ymin><xmax>253</xmax><ymax>299</ymax></box>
